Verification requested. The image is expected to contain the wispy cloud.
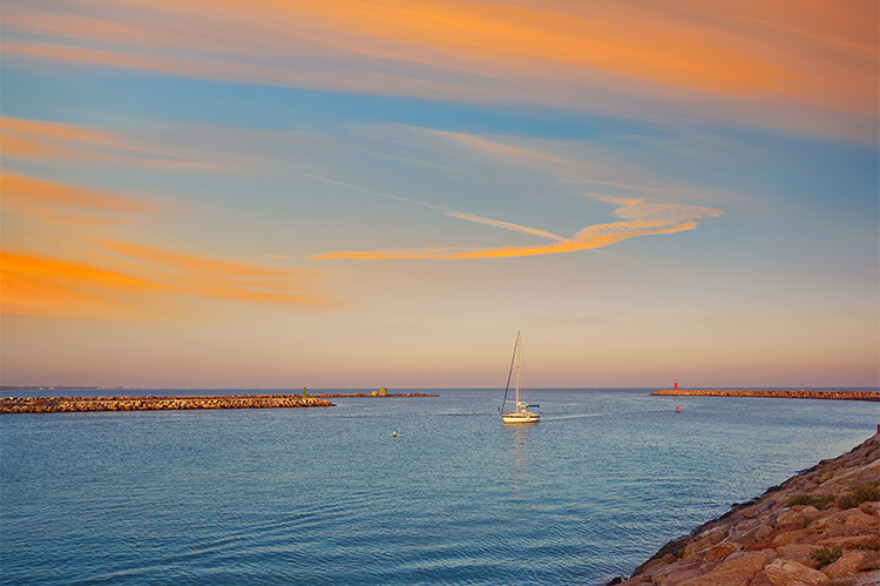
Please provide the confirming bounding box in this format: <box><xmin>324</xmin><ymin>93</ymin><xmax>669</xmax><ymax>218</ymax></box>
<box><xmin>312</xmin><ymin>180</ymin><xmax>722</xmax><ymax>260</ymax></box>
<box><xmin>402</xmin><ymin>124</ymin><xmax>751</xmax><ymax>208</ymax></box>
<box><xmin>310</xmin><ymin>175</ymin><xmax>566</xmax><ymax>242</ymax></box>
<box><xmin>1</xmin><ymin>245</ymin><xmax>339</xmax><ymax>320</ymax></box>
<box><xmin>1</xmin><ymin>121</ymin><xmax>342</xmax><ymax>318</ymax></box>
<box><xmin>2</xmin><ymin>171</ymin><xmax>154</xmax><ymax>213</ymax></box>
<box><xmin>1</xmin><ymin>251</ymin><xmax>167</xmax><ymax>320</ymax></box>
<box><xmin>3</xmin><ymin>0</ymin><xmax>876</xmax><ymax>142</ymax></box>
<box><xmin>1</xmin><ymin>116</ymin><xmax>230</xmax><ymax>171</ymax></box>
<box><xmin>423</xmin><ymin>130</ymin><xmax>566</xmax><ymax>166</ymax></box>
<box><xmin>1</xmin><ymin>170</ymin><xmax>159</xmax><ymax>229</ymax></box>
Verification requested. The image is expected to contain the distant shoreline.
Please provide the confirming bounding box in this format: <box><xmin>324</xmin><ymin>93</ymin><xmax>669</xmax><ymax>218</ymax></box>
<box><xmin>652</xmin><ymin>389</ymin><xmax>880</xmax><ymax>402</ymax></box>
<box><xmin>0</xmin><ymin>392</ymin><xmax>438</xmax><ymax>414</ymax></box>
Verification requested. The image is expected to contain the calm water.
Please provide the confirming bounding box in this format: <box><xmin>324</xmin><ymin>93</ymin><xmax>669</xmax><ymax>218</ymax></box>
<box><xmin>2</xmin><ymin>389</ymin><xmax>877</xmax><ymax>585</ymax></box>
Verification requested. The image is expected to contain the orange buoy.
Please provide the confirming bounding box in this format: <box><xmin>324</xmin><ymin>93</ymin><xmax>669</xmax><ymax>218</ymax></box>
<box><xmin>392</xmin><ymin>431</ymin><xmax>397</xmax><ymax>438</ymax></box>
<box><xmin>676</xmin><ymin>405</ymin><xmax>681</xmax><ymax>413</ymax></box>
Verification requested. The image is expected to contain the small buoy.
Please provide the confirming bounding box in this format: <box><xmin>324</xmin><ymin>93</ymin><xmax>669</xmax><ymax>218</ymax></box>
<box><xmin>392</xmin><ymin>431</ymin><xmax>397</xmax><ymax>438</ymax></box>
<box><xmin>676</xmin><ymin>406</ymin><xmax>681</xmax><ymax>413</ymax></box>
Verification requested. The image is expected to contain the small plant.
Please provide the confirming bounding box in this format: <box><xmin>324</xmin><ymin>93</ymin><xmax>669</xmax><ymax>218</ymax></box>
<box><xmin>810</xmin><ymin>546</ymin><xmax>842</xmax><ymax>569</ymax></box>
<box><xmin>786</xmin><ymin>494</ymin><xmax>835</xmax><ymax>510</ymax></box>
<box><xmin>837</xmin><ymin>482</ymin><xmax>880</xmax><ymax>509</ymax></box>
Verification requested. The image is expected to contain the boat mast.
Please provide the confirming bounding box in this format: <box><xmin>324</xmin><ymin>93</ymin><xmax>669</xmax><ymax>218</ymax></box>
<box><xmin>515</xmin><ymin>330</ymin><xmax>521</xmax><ymax>407</ymax></box>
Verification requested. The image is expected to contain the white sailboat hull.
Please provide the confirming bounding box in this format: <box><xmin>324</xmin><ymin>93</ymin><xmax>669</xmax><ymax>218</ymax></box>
<box><xmin>501</xmin><ymin>410</ymin><xmax>540</xmax><ymax>424</ymax></box>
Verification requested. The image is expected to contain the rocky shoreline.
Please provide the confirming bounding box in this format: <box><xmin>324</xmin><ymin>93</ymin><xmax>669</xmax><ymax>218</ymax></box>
<box><xmin>0</xmin><ymin>394</ymin><xmax>335</xmax><ymax>413</ymax></box>
<box><xmin>652</xmin><ymin>390</ymin><xmax>880</xmax><ymax>402</ymax></box>
<box><xmin>611</xmin><ymin>433</ymin><xmax>880</xmax><ymax>585</ymax></box>
<box><xmin>0</xmin><ymin>391</ymin><xmax>441</xmax><ymax>414</ymax></box>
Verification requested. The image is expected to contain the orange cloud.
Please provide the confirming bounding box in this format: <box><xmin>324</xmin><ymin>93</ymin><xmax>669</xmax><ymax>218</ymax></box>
<box><xmin>3</xmin><ymin>0</ymin><xmax>876</xmax><ymax>142</ymax></box>
<box><xmin>1</xmin><ymin>251</ymin><xmax>166</xmax><ymax>320</ymax></box>
<box><xmin>0</xmin><ymin>244</ymin><xmax>340</xmax><ymax>320</ymax></box>
<box><xmin>1</xmin><ymin>116</ymin><xmax>224</xmax><ymax>170</ymax></box>
<box><xmin>0</xmin><ymin>171</ymin><xmax>158</xmax><ymax>231</ymax></box>
<box><xmin>2</xmin><ymin>171</ymin><xmax>154</xmax><ymax>213</ymax></box>
<box><xmin>1</xmin><ymin>157</ymin><xmax>339</xmax><ymax>318</ymax></box>
<box><xmin>97</xmin><ymin>241</ymin><xmax>317</xmax><ymax>278</ymax></box>
<box><xmin>424</xmin><ymin>130</ymin><xmax>567</xmax><ymax>166</ymax></box>
<box><xmin>314</xmin><ymin>193</ymin><xmax>721</xmax><ymax>260</ymax></box>
<box><xmin>2</xmin><ymin>270</ymin><xmax>149</xmax><ymax>320</ymax></box>
<box><xmin>314</xmin><ymin>220</ymin><xmax>697</xmax><ymax>260</ymax></box>
<box><xmin>3</xmin><ymin>117</ymin><xmax>113</xmax><ymax>144</ymax></box>
<box><xmin>2</xmin><ymin>251</ymin><xmax>155</xmax><ymax>290</ymax></box>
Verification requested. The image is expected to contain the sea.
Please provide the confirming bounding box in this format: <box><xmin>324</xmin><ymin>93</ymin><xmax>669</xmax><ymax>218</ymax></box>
<box><xmin>1</xmin><ymin>388</ymin><xmax>877</xmax><ymax>585</ymax></box>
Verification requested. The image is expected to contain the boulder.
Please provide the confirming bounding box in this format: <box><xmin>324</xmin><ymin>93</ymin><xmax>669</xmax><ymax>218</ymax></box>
<box><xmin>678</xmin><ymin>552</ymin><xmax>771</xmax><ymax>586</ymax></box>
<box><xmin>820</xmin><ymin>535</ymin><xmax>880</xmax><ymax>550</ymax></box>
<box><xmin>844</xmin><ymin>511</ymin><xmax>878</xmax><ymax>527</ymax></box>
<box><xmin>771</xmin><ymin>528</ymin><xmax>810</xmax><ymax>547</ymax></box>
<box><xmin>776</xmin><ymin>544</ymin><xmax>814</xmax><ymax>561</ymax></box>
<box><xmin>705</xmin><ymin>544</ymin><xmax>739</xmax><ymax>564</ymax></box>
<box><xmin>776</xmin><ymin>509</ymin><xmax>805</xmax><ymax>526</ymax></box>
<box><xmin>809</xmin><ymin>511</ymin><xmax>849</xmax><ymax>533</ymax></box>
<box><xmin>820</xmin><ymin>551</ymin><xmax>865</xmax><ymax>579</ymax></box>
<box><xmin>801</xmin><ymin>506</ymin><xmax>822</xmax><ymax>522</ymax></box>
<box><xmin>763</xmin><ymin>559</ymin><xmax>829</xmax><ymax>585</ymax></box>
<box><xmin>656</xmin><ymin>566</ymin><xmax>702</xmax><ymax>585</ymax></box>
<box><xmin>753</xmin><ymin>524</ymin><xmax>773</xmax><ymax>541</ymax></box>
<box><xmin>650</xmin><ymin>558</ymin><xmax>701</xmax><ymax>582</ymax></box>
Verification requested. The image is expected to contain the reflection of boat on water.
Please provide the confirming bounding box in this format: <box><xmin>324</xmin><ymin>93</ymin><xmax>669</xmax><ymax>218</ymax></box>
<box><xmin>499</xmin><ymin>331</ymin><xmax>540</xmax><ymax>424</ymax></box>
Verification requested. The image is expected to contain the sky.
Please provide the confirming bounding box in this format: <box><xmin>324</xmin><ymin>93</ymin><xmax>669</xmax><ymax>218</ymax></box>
<box><xmin>1</xmin><ymin>0</ymin><xmax>877</xmax><ymax>389</ymax></box>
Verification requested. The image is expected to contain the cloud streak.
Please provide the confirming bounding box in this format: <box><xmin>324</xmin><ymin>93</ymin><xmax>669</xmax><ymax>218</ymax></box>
<box><xmin>1</xmin><ymin>122</ymin><xmax>342</xmax><ymax>318</ymax></box>
<box><xmin>313</xmin><ymin>183</ymin><xmax>722</xmax><ymax>260</ymax></box>
<box><xmin>2</xmin><ymin>171</ymin><xmax>154</xmax><ymax>213</ymax></box>
<box><xmin>1</xmin><ymin>116</ymin><xmax>228</xmax><ymax>171</ymax></box>
<box><xmin>310</xmin><ymin>175</ymin><xmax>566</xmax><ymax>242</ymax></box>
<box><xmin>3</xmin><ymin>0</ymin><xmax>876</xmax><ymax>142</ymax></box>
<box><xmin>1</xmin><ymin>246</ymin><xmax>339</xmax><ymax>320</ymax></box>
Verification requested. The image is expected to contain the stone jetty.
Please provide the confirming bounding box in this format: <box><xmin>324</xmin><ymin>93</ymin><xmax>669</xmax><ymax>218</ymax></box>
<box><xmin>0</xmin><ymin>391</ymin><xmax>440</xmax><ymax>414</ymax></box>
<box><xmin>0</xmin><ymin>394</ymin><xmax>334</xmax><ymax>414</ymax></box>
<box><xmin>652</xmin><ymin>389</ymin><xmax>880</xmax><ymax>402</ymax></box>
<box><xmin>612</xmin><ymin>433</ymin><xmax>880</xmax><ymax>585</ymax></box>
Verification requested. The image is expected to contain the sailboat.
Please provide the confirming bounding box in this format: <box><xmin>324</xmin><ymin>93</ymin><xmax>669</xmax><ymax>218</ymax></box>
<box><xmin>499</xmin><ymin>331</ymin><xmax>540</xmax><ymax>424</ymax></box>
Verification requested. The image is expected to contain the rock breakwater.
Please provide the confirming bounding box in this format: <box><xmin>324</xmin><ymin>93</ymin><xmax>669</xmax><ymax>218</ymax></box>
<box><xmin>0</xmin><ymin>394</ymin><xmax>334</xmax><ymax>414</ymax></box>
<box><xmin>613</xmin><ymin>433</ymin><xmax>880</xmax><ymax>585</ymax></box>
<box><xmin>652</xmin><ymin>389</ymin><xmax>880</xmax><ymax>401</ymax></box>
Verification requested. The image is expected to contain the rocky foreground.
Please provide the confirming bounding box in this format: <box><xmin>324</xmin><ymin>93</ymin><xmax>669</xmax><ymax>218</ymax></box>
<box><xmin>652</xmin><ymin>390</ymin><xmax>879</xmax><ymax>402</ymax></box>
<box><xmin>613</xmin><ymin>433</ymin><xmax>880</xmax><ymax>586</ymax></box>
<box><xmin>0</xmin><ymin>394</ymin><xmax>334</xmax><ymax>413</ymax></box>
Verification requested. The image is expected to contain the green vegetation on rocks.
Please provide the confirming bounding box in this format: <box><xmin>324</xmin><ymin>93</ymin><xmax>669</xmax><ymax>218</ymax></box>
<box><xmin>810</xmin><ymin>546</ymin><xmax>842</xmax><ymax>569</ymax></box>
<box><xmin>785</xmin><ymin>493</ymin><xmax>835</xmax><ymax>510</ymax></box>
<box><xmin>837</xmin><ymin>481</ymin><xmax>880</xmax><ymax>509</ymax></box>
